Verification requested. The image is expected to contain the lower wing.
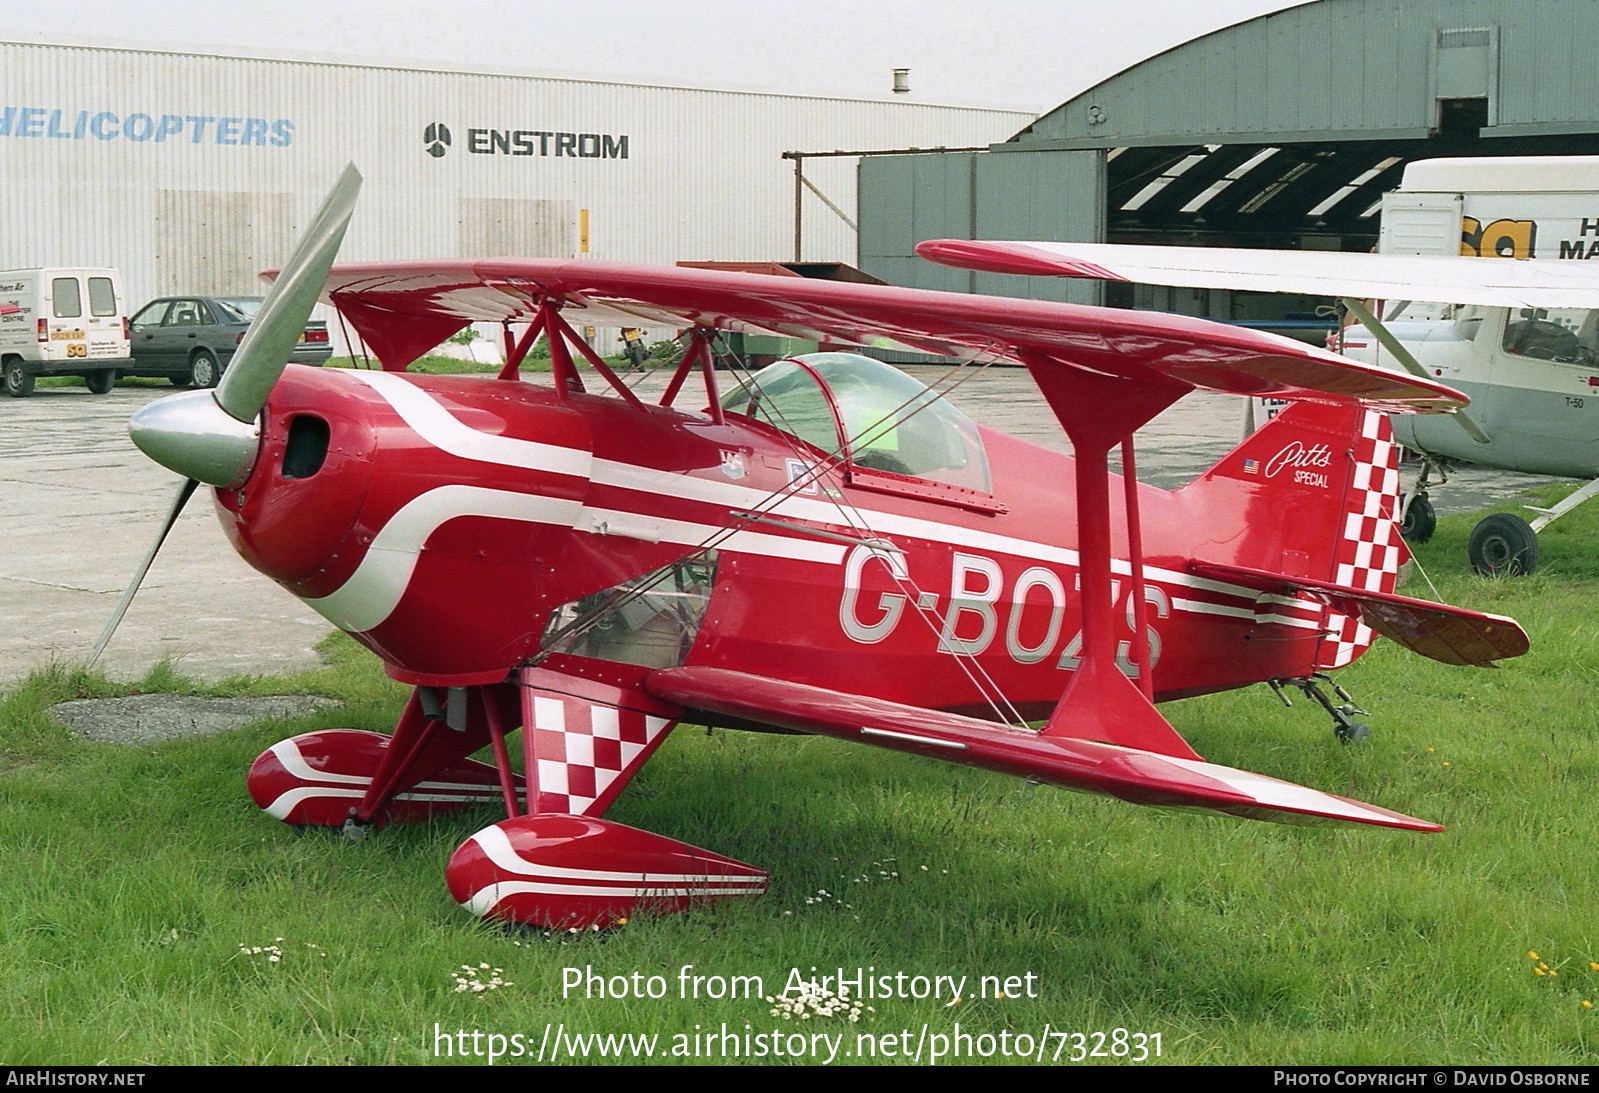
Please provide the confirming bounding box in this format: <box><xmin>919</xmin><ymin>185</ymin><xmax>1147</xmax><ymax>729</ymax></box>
<box><xmin>645</xmin><ymin>666</ymin><xmax>1442</xmax><ymax>832</ymax></box>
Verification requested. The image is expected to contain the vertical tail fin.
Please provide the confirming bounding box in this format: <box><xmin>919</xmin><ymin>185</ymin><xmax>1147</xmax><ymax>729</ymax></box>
<box><xmin>1178</xmin><ymin>401</ymin><xmax>1406</xmax><ymax>669</ymax></box>
<box><xmin>1320</xmin><ymin>409</ymin><xmax>1405</xmax><ymax>668</ymax></box>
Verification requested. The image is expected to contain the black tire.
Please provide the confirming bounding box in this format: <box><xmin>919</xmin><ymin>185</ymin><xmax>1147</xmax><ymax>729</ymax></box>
<box><xmin>85</xmin><ymin>370</ymin><xmax>116</xmax><ymax>395</ymax></box>
<box><xmin>1399</xmin><ymin>494</ymin><xmax>1436</xmax><ymax>544</ymax></box>
<box><xmin>1335</xmin><ymin>720</ymin><xmax>1372</xmax><ymax>745</ymax></box>
<box><xmin>1468</xmin><ymin>513</ymin><xmax>1539</xmax><ymax>577</ymax></box>
<box><xmin>4</xmin><ymin>361</ymin><xmax>33</xmax><ymax>398</ymax></box>
<box><xmin>187</xmin><ymin>350</ymin><xmax>219</xmax><ymax>389</ymax></box>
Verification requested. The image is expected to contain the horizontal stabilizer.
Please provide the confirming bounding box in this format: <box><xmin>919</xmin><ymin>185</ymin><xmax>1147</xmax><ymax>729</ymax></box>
<box><xmin>917</xmin><ymin>239</ymin><xmax>1599</xmax><ymax>310</ymax></box>
<box><xmin>1190</xmin><ymin>561</ymin><xmax>1528</xmax><ymax>666</ymax></box>
<box><xmin>647</xmin><ymin>668</ymin><xmax>1441</xmax><ymax>832</ymax></box>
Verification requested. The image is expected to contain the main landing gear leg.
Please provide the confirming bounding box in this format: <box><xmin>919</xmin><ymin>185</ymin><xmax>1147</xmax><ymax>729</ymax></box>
<box><xmin>1269</xmin><ymin>674</ymin><xmax>1372</xmax><ymax>744</ymax></box>
<box><xmin>248</xmin><ymin>670</ymin><xmax>768</xmax><ymax>929</ymax></box>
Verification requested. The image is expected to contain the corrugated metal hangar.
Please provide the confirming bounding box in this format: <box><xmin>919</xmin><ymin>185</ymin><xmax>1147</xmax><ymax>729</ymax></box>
<box><xmin>860</xmin><ymin>0</ymin><xmax>1599</xmax><ymax>319</ymax></box>
<box><xmin>0</xmin><ymin>37</ymin><xmax>1030</xmax><ymax>313</ymax></box>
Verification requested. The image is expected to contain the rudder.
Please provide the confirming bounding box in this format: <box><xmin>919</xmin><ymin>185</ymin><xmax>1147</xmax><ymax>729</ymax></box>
<box><xmin>1320</xmin><ymin>408</ymin><xmax>1405</xmax><ymax>667</ymax></box>
<box><xmin>1178</xmin><ymin>400</ymin><xmax>1407</xmax><ymax>669</ymax></box>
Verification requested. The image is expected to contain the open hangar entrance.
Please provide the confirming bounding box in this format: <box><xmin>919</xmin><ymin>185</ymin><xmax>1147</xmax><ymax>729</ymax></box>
<box><xmin>859</xmin><ymin>0</ymin><xmax>1599</xmax><ymax>330</ymax></box>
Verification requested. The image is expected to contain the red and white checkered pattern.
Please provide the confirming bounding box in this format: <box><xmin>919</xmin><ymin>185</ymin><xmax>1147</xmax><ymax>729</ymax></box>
<box><xmin>520</xmin><ymin>688</ymin><xmax>676</xmax><ymax>816</ymax></box>
<box><xmin>1318</xmin><ymin>410</ymin><xmax>1406</xmax><ymax>669</ymax></box>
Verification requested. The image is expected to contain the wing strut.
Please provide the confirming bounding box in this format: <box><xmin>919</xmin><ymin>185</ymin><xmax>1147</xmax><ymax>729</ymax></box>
<box><xmin>498</xmin><ymin>318</ymin><xmax>543</xmax><ymax>380</ymax></box>
<box><xmin>656</xmin><ymin>329</ymin><xmax>726</xmax><ymax>423</ymax></box>
<box><xmin>1019</xmin><ymin>351</ymin><xmax>1201</xmax><ymax>760</ymax></box>
<box><xmin>1339</xmin><ymin>298</ymin><xmax>1490</xmax><ymax>444</ymax></box>
<box><xmin>659</xmin><ymin>329</ymin><xmax>707</xmax><ymax>407</ymax></box>
<box><xmin>538</xmin><ymin>299</ymin><xmax>586</xmax><ymax>399</ymax></box>
<box><xmin>1121</xmin><ymin>437</ymin><xmax>1153</xmax><ymax>700</ymax></box>
<box><xmin>544</xmin><ymin>307</ymin><xmax>647</xmax><ymax>411</ymax></box>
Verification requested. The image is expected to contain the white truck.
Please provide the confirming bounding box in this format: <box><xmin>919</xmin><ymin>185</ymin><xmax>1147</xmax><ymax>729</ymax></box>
<box><xmin>0</xmin><ymin>268</ymin><xmax>132</xmax><ymax>397</ymax></box>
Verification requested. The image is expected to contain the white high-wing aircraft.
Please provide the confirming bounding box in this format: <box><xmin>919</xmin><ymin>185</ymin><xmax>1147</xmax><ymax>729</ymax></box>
<box><xmin>919</xmin><ymin>239</ymin><xmax>1599</xmax><ymax>576</ymax></box>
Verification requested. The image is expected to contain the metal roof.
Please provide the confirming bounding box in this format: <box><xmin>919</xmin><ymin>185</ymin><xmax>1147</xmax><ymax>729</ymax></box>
<box><xmin>994</xmin><ymin>0</ymin><xmax>1599</xmax><ymax>244</ymax></box>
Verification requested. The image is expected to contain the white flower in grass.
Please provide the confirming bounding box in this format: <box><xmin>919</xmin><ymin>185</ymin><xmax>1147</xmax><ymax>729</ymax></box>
<box><xmin>767</xmin><ymin>978</ymin><xmax>870</xmax><ymax>1022</ymax></box>
<box><xmin>452</xmin><ymin>964</ymin><xmax>513</xmax><ymax>995</ymax></box>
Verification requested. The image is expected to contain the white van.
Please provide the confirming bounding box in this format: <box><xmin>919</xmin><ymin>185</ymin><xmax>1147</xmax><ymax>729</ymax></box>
<box><xmin>0</xmin><ymin>268</ymin><xmax>131</xmax><ymax>397</ymax></box>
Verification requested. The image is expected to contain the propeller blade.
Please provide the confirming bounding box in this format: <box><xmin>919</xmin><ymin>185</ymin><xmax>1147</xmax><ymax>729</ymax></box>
<box><xmin>85</xmin><ymin>477</ymin><xmax>200</xmax><ymax>669</ymax></box>
<box><xmin>213</xmin><ymin>162</ymin><xmax>362</xmax><ymax>424</ymax></box>
<box><xmin>130</xmin><ymin>164</ymin><xmax>362</xmax><ymax>488</ymax></box>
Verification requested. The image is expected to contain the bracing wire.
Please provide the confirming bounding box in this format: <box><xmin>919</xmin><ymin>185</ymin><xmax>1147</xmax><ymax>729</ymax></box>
<box><xmin>535</xmin><ymin>329</ymin><xmax>1034</xmax><ymax>727</ymax></box>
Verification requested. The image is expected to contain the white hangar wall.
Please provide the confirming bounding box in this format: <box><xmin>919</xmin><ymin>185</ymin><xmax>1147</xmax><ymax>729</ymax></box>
<box><xmin>0</xmin><ymin>38</ymin><xmax>1032</xmax><ymax>310</ymax></box>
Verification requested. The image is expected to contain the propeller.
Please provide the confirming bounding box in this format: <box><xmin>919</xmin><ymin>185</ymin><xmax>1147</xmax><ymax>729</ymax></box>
<box><xmin>86</xmin><ymin>164</ymin><xmax>362</xmax><ymax>669</ymax></box>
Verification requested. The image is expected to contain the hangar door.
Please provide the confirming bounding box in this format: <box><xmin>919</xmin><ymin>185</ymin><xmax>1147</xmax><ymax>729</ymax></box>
<box><xmin>858</xmin><ymin>147</ymin><xmax>1103</xmax><ymax>305</ymax></box>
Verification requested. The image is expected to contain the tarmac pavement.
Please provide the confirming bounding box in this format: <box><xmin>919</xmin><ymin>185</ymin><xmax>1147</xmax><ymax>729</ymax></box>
<box><xmin>0</xmin><ymin>382</ymin><xmax>334</xmax><ymax>686</ymax></box>
<box><xmin>0</xmin><ymin>368</ymin><xmax>1560</xmax><ymax>688</ymax></box>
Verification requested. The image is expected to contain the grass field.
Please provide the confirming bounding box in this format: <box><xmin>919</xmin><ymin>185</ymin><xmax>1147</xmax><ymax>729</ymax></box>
<box><xmin>4</xmin><ymin>485</ymin><xmax>1599</xmax><ymax>1065</ymax></box>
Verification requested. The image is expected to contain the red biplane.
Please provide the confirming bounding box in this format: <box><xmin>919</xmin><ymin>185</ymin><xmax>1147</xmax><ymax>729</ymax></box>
<box><xmin>101</xmin><ymin>168</ymin><xmax>1527</xmax><ymax>928</ymax></box>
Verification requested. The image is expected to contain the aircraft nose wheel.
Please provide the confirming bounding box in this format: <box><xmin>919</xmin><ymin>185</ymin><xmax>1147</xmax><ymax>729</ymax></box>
<box><xmin>1468</xmin><ymin>513</ymin><xmax>1538</xmax><ymax>576</ymax></box>
<box><xmin>1399</xmin><ymin>494</ymin><xmax>1436</xmax><ymax>544</ymax></box>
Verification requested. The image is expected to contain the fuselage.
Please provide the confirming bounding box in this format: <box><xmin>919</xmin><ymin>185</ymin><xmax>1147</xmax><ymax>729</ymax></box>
<box><xmin>217</xmin><ymin>363</ymin><xmax>1353</xmax><ymax>718</ymax></box>
<box><xmin>1344</xmin><ymin>309</ymin><xmax>1599</xmax><ymax>478</ymax></box>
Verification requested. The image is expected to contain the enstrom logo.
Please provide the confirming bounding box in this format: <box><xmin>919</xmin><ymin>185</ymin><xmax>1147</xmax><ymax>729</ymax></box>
<box><xmin>424</xmin><ymin>122</ymin><xmax>451</xmax><ymax>158</ymax></box>
<box><xmin>422</xmin><ymin>119</ymin><xmax>630</xmax><ymax>161</ymax></box>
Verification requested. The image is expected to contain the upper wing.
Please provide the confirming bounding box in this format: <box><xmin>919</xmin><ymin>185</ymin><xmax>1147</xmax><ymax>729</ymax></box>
<box><xmin>307</xmin><ymin>258</ymin><xmax>1463</xmax><ymax>411</ymax></box>
<box><xmin>645</xmin><ymin>667</ymin><xmax>1441</xmax><ymax>832</ymax></box>
<box><xmin>916</xmin><ymin>240</ymin><xmax>1599</xmax><ymax>310</ymax></box>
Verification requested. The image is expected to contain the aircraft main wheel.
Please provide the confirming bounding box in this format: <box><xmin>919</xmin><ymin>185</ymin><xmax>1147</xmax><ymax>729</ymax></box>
<box><xmin>1399</xmin><ymin>494</ymin><xmax>1436</xmax><ymax>544</ymax></box>
<box><xmin>187</xmin><ymin>350</ymin><xmax>219</xmax><ymax>389</ymax></box>
<box><xmin>1468</xmin><ymin>513</ymin><xmax>1538</xmax><ymax>576</ymax></box>
<box><xmin>85</xmin><ymin>370</ymin><xmax>116</xmax><ymax>394</ymax></box>
<box><xmin>5</xmin><ymin>362</ymin><xmax>34</xmax><ymax>398</ymax></box>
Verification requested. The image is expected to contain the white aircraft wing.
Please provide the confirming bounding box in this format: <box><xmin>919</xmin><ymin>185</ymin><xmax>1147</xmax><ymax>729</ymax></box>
<box><xmin>916</xmin><ymin>240</ymin><xmax>1599</xmax><ymax>309</ymax></box>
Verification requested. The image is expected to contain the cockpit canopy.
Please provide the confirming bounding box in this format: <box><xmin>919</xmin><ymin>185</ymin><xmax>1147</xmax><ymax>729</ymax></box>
<box><xmin>720</xmin><ymin>353</ymin><xmax>991</xmax><ymax>493</ymax></box>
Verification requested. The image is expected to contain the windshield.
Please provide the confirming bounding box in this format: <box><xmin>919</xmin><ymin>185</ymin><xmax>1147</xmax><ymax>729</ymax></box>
<box><xmin>722</xmin><ymin>353</ymin><xmax>990</xmax><ymax>492</ymax></box>
<box><xmin>214</xmin><ymin>297</ymin><xmax>263</xmax><ymax>322</ymax></box>
<box><xmin>721</xmin><ymin>357</ymin><xmax>840</xmax><ymax>455</ymax></box>
<box><xmin>1502</xmin><ymin>307</ymin><xmax>1599</xmax><ymax>364</ymax></box>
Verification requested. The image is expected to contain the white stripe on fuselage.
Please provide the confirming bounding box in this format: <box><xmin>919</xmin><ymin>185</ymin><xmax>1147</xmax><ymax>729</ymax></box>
<box><xmin>304</xmin><ymin>485</ymin><xmax>843</xmax><ymax>632</ymax></box>
<box><xmin>312</xmin><ymin>373</ymin><xmax>1324</xmax><ymax>634</ymax></box>
<box><xmin>588</xmin><ymin>461</ymin><xmax>1322</xmax><ymax>630</ymax></box>
<box><xmin>307</xmin><ymin>486</ymin><xmax>582</xmax><ymax>631</ymax></box>
<box><xmin>344</xmin><ymin>369</ymin><xmax>592</xmax><ymax>477</ymax></box>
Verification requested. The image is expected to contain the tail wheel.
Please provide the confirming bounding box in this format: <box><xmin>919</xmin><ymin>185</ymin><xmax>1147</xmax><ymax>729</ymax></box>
<box><xmin>86</xmin><ymin>370</ymin><xmax>116</xmax><ymax>395</ymax></box>
<box><xmin>1468</xmin><ymin>513</ymin><xmax>1538</xmax><ymax>576</ymax></box>
<box><xmin>1399</xmin><ymin>494</ymin><xmax>1435</xmax><ymax>544</ymax></box>
<box><xmin>1334</xmin><ymin>719</ymin><xmax>1372</xmax><ymax>744</ymax></box>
